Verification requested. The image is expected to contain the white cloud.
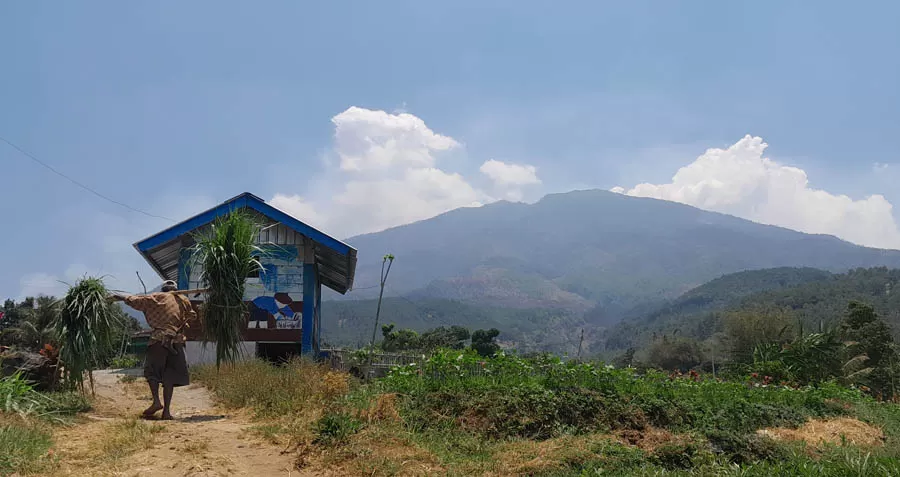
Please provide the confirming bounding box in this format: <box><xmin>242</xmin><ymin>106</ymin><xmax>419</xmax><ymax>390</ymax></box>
<box><xmin>269</xmin><ymin>194</ymin><xmax>321</xmax><ymax>227</ymax></box>
<box><xmin>272</xmin><ymin>107</ymin><xmax>538</xmax><ymax>237</ymax></box>
<box><xmin>479</xmin><ymin>159</ymin><xmax>541</xmax><ymax>186</ymax></box>
<box><xmin>615</xmin><ymin>135</ymin><xmax>900</xmax><ymax>250</ymax></box>
<box><xmin>479</xmin><ymin>159</ymin><xmax>542</xmax><ymax>202</ymax></box>
<box><xmin>332</xmin><ymin>106</ymin><xmax>460</xmax><ymax>172</ymax></box>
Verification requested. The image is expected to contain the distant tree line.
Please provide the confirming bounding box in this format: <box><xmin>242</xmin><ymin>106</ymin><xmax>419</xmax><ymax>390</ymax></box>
<box><xmin>379</xmin><ymin>323</ymin><xmax>501</xmax><ymax>357</ymax></box>
<box><xmin>1</xmin><ymin>295</ymin><xmax>141</xmax><ymax>369</ymax></box>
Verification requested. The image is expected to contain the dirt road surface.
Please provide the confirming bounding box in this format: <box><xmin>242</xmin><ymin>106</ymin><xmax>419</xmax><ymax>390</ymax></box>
<box><xmin>49</xmin><ymin>369</ymin><xmax>300</xmax><ymax>476</ymax></box>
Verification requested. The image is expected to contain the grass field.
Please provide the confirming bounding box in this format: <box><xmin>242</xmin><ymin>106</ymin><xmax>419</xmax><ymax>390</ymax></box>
<box><xmin>192</xmin><ymin>351</ymin><xmax>900</xmax><ymax>476</ymax></box>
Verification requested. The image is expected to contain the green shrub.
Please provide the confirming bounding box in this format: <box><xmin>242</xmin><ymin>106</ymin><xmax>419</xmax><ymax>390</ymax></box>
<box><xmin>652</xmin><ymin>440</ymin><xmax>711</xmax><ymax>470</ymax></box>
<box><xmin>110</xmin><ymin>354</ymin><xmax>141</xmax><ymax>369</ymax></box>
<box><xmin>705</xmin><ymin>429</ymin><xmax>788</xmax><ymax>465</ymax></box>
<box><xmin>382</xmin><ymin>350</ymin><xmax>861</xmax><ymax>441</ymax></box>
<box><xmin>313</xmin><ymin>412</ymin><xmax>363</xmax><ymax>445</ymax></box>
<box><xmin>0</xmin><ymin>372</ymin><xmax>89</xmax><ymax>420</ymax></box>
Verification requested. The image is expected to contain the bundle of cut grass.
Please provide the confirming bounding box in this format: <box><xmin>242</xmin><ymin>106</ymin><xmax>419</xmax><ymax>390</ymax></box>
<box><xmin>55</xmin><ymin>276</ymin><xmax>120</xmax><ymax>394</ymax></box>
<box><xmin>191</xmin><ymin>211</ymin><xmax>263</xmax><ymax>369</ymax></box>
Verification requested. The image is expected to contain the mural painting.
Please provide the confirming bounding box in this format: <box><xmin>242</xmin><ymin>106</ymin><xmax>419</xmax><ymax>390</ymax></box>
<box><xmin>183</xmin><ymin>244</ymin><xmax>304</xmax><ymax>330</ymax></box>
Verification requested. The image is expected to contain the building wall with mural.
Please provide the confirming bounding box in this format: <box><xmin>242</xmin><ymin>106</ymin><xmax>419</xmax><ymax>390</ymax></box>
<box><xmin>177</xmin><ymin>223</ymin><xmax>310</xmax><ymax>333</ymax></box>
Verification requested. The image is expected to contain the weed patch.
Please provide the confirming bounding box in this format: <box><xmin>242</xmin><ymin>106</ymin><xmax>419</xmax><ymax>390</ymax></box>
<box><xmin>313</xmin><ymin>411</ymin><xmax>363</xmax><ymax>446</ymax></box>
<box><xmin>0</xmin><ymin>419</ymin><xmax>56</xmax><ymax>476</ymax></box>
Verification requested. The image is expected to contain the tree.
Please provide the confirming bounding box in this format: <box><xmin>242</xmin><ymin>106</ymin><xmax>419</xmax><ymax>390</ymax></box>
<box><xmin>380</xmin><ymin>323</ymin><xmax>419</xmax><ymax>352</ymax></box>
<box><xmin>644</xmin><ymin>336</ymin><xmax>704</xmax><ymax>372</ymax></box>
<box><xmin>613</xmin><ymin>347</ymin><xmax>636</xmax><ymax>368</ymax></box>
<box><xmin>419</xmin><ymin>326</ymin><xmax>470</xmax><ymax>351</ymax></box>
<box><xmin>471</xmin><ymin>328</ymin><xmax>500</xmax><ymax>357</ymax></box>
<box><xmin>841</xmin><ymin>301</ymin><xmax>899</xmax><ymax>399</ymax></box>
<box><xmin>723</xmin><ymin>308</ymin><xmax>793</xmax><ymax>363</ymax></box>
<box><xmin>5</xmin><ymin>295</ymin><xmax>59</xmax><ymax>351</ymax></box>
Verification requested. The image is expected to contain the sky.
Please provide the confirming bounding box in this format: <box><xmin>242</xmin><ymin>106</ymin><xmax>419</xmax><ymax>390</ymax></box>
<box><xmin>2</xmin><ymin>1</ymin><xmax>900</xmax><ymax>300</ymax></box>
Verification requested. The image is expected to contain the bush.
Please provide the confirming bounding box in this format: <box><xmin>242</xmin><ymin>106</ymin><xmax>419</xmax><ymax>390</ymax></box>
<box><xmin>705</xmin><ymin>429</ymin><xmax>788</xmax><ymax>465</ymax></box>
<box><xmin>313</xmin><ymin>412</ymin><xmax>363</xmax><ymax>445</ymax></box>
<box><xmin>382</xmin><ymin>350</ymin><xmax>860</xmax><ymax>441</ymax></box>
<box><xmin>652</xmin><ymin>440</ymin><xmax>711</xmax><ymax>469</ymax></box>
<box><xmin>0</xmin><ymin>372</ymin><xmax>89</xmax><ymax>420</ymax></box>
<box><xmin>110</xmin><ymin>354</ymin><xmax>140</xmax><ymax>369</ymax></box>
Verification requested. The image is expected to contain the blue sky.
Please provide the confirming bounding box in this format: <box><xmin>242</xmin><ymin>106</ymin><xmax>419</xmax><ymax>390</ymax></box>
<box><xmin>2</xmin><ymin>1</ymin><xmax>900</xmax><ymax>299</ymax></box>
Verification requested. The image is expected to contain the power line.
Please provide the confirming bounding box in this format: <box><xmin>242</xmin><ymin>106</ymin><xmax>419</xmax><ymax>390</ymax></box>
<box><xmin>351</xmin><ymin>284</ymin><xmax>381</xmax><ymax>291</ymax></box>
<box><xmin>0</xmin><ymin>135</ymin><xmax>176</xmax><ymax>222</ymax></box>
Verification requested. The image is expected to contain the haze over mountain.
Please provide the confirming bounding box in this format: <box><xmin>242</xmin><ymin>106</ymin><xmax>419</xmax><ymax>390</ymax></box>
<box><xmin>343</xmin><ymin>189</ymin><xmax>900</xmax><ymax>324</ymax></box>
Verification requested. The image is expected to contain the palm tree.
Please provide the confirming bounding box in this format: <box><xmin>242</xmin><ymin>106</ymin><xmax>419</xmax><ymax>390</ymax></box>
<box><xmin>7</xmin><ymin>296</ymin><xmax>59</xmax><ymax>351</ymax></box>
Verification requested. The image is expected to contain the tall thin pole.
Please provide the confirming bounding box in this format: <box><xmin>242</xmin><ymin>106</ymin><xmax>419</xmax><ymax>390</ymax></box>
<box><xmin>370</xmin><ymin>254</ymin><xmax>394</xmax><ymax>348</ymax></box>
<box><xmin>576</xmin><ymin>328</ymin><xmax>585</xmax><ymax>359</ymax></box>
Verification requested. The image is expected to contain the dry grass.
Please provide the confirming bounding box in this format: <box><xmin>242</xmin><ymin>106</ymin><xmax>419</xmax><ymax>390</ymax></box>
<box><xmin>359</xmin><ymin>393</ymin><xmax>401</xmax><ymax>423</ymax></box>
<box><xmin>758</xmin><ymin>417</ymin><xmax>886</xmax><ymax>448</ymax></box>
<box><xmin>93</xmin><ymin>419</ymin><xmax>165</xmax><ymax>464</ymax></box>
<box><xmin>617</xmin><ymin>426</ymin><xmax>689</xmax><ymax>452</ymax></box>
<box><xmin>491</xmin><ymin>434</ymin><xmax>625</xmax><ymax>476</ymax></box>
<box><xmin>193</xmin><ymin>359</ymin><xmax>353</xmax><ymax>450</ymax></box>
<box><xmin>316</xmin><ymin>427</ymin><xmax>443</xmax><ymax>477</ymax></box>
<box><xmin>192</xmin><ymin>358</ymin><xmax>340</xmax><ymax>416</ymax></box>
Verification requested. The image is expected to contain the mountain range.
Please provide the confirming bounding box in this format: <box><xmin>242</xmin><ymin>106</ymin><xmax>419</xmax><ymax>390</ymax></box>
<box><xmin>319</xmin><ymin>190</ymin><xmax>900</xmax><ymax>352</ymax></box>
<box><xmin>343</xmin><ymin>190</ymin><xmax>900</xmax><ymax>314</ymax></box>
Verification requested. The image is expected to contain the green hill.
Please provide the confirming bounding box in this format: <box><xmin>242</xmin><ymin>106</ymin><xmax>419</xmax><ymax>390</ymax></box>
<box><xmin>603</xmin><ymin>267</ymin><xmax>900</xmax><ymax>353</ymax></box>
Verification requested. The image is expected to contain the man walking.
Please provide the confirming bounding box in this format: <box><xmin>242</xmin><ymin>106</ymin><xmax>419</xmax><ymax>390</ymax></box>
<box><xmin>113</xmin><ymin>280</ymin><xmax>195</xmax><ymax>420</ymax></box>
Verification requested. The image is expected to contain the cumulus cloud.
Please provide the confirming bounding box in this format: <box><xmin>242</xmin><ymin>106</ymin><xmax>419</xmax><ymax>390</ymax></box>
<box><xmin>614</xmin><ymin>135</ymin><xmax>900</xmax><ymax>250</ymax></box>
<box><xmin>272</xmin><ymin>107</ymin><xmax>539</xmax><ymax>238</ymax></box>
<box><xmin>332</xmin><ymin>106</ymin><xmax>460</xmax><ymax>171</ymax></box>
<box><xmin>269</xmin><ymin>194</ymin><xmax>321</xmax><ymax>226</ymax></box>
<box><xmin>479</xmin><ymin>159</ymin><xmax>541</xmax><ymax>186</ymax></box>
<box><xmin>479</xmin><ymin>159</ymin><xmax>542</xmax><ymax>201</ymax></box>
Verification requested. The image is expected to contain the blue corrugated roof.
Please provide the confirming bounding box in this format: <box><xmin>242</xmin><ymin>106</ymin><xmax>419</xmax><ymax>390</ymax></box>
<box><xmin>133</xmin><ymin>192</ymin><xmax>357</xmax><ymax>294</ymax></box>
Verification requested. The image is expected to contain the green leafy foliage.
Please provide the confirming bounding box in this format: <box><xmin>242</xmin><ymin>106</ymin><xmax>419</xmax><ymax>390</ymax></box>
<box><xmin>471</xmin><ymin>328</ymin><xmax>500</xmax><ymax>357</ymax></box>
<box><xmin>109</xmin><ymin>354</ymin><xmax>140</xmax><ymax>369</ymax></box>
<box><xmin>382</xmin><ymin>350</ymin><xmax>857</xmax><ymax>448</ymax></box>
<box><xmin>0</xmin><ymin>372</ymin><xmax>90</xmax><ymax>420</ymax></box>
<box><xmin>191</xmin><ymin>211</ymin><xmax>263</xmax><ymax>369</ymax></box>
<box><xmin>643</xmin><ymin>336</ymin><xmax>704</xmax><ymax>372</ymax></box>
<box><xmin>313</xmin><ymin>411</ymin><xmax>363</xmax><ymax>445</ymax></box>
<box><xmin>841</xmin><ymin>302</ymin><xmax>900</xmax><ymax>399</ymax></box>
<box><xmin>54</xmin><ymin>277</ymin><xmax>122</xmax><ymax>394</ymax></box>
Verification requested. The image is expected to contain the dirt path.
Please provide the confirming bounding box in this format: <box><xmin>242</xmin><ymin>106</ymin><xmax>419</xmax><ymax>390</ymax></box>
<box><xmin>50</xmin><ymin>369</ymin><xmax>300</xmax><ymax>476</ymax></box>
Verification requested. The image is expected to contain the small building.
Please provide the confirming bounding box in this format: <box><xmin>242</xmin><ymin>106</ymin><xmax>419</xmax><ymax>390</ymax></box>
<box><xmin>133</xmin><ymin>192</ymin><xmax>357</xmax><ymax>362</ymax></box>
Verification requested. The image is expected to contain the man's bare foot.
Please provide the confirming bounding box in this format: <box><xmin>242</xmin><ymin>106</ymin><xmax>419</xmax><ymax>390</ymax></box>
<box><xmin>160</xmin><ymin>413</ymin><xmax>174</xmax><ymax>421</ymax></box>
<box><xmin>142</xmin><ymin>403</ymin><xmax>163</xmax><ymax>417</ymax></box>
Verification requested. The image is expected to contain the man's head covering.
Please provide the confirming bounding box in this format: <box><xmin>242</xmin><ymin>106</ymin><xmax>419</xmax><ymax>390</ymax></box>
<box><xmin>161</xmin><ymin>280</ymin><xmax>177</xmax><ymax>292</ymax></box>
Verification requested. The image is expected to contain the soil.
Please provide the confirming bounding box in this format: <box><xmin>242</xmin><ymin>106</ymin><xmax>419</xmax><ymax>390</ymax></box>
<box><xmin>48</xmin><ymin>369</ymin><xmax>301</xmax><ymax>476</ymax></box>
